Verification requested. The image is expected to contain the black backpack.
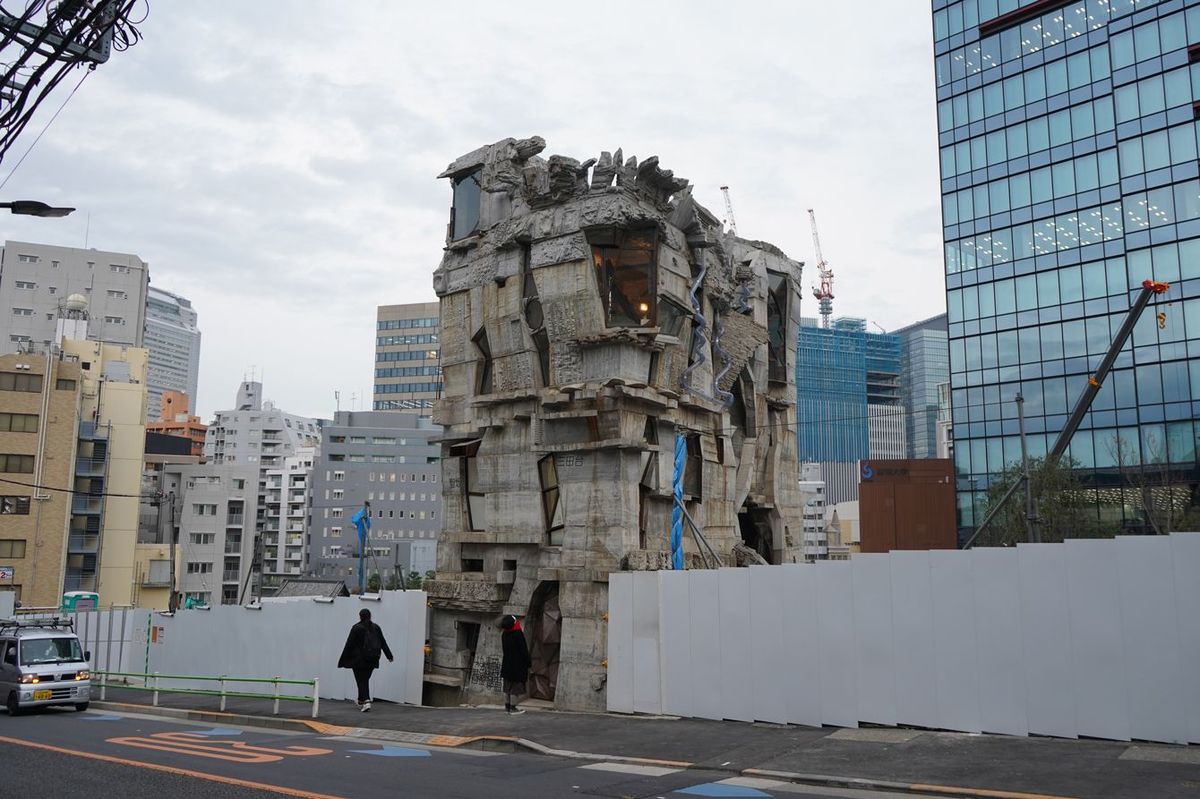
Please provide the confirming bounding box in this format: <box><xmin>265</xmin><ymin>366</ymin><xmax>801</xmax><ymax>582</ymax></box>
<box><xmin>362</xmin><ymin>624</ymin><xmax>383</xmax><ymax>661</ymax></box>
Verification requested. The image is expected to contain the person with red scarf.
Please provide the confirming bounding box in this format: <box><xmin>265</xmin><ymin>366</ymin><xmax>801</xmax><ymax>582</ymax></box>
<box><xmin>499</xmin><ymin>614</ymin><xmax>531</xmax><ymax>715</ymax></box>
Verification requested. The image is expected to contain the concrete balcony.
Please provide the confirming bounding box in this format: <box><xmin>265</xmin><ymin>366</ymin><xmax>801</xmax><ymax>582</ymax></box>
<box><xmin>68</xmin><ymin>533</ymin><xmax>99</xmax><ymax>553</ymax></box>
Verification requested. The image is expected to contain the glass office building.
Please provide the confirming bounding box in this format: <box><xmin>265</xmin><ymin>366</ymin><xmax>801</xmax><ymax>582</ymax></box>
<box><xmin>933</xmin><ymin>0</ymin><xmax>1200</xmax><ymax>537</ymax></box>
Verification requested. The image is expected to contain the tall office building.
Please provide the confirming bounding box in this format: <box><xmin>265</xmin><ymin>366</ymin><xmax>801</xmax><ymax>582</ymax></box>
<box><xmin>374</xmin><ymin>302</ymin><xmax>441</xmax><ymax>411</ymax></box>
<box><xmin>144</xmin><ymin>286</ymin><xmax>201</xmax><ymax>419</ymax></box>
<box><xmin>0</xmin><ymin>241</ymin><xmax>148</xmax><ymax>352</ymax></box>
<box><xmin>933</xmin><ymin>0</ymin><xmax>1200</xmax><ymax>534</ymax></box>
<box><xmin>895</xmin><ymin>314</ymin><xmax>951</xmax><ymax>459</ymax></box>
<box><xmin>796</xmin><ymin>318</ymin><xmax>906</xmax><ymax>503</ymax></box>
<box><xmin>309</xmin><ymin>411</ymin><xmax>441</xmax><ymax>590</ymax></box>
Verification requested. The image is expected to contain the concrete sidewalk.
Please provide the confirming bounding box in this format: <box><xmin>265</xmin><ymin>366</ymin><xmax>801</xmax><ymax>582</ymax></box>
<box><xmin>93</xmin><ymin>686</ymin><xmax>1200</xmax><ymax>799</ymax></box>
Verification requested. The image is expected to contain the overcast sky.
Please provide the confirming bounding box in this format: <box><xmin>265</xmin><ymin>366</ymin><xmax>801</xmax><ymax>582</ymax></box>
<box><xmin>0</xmin><ymin>1</ymin><xmax>943</xmax><ymax>420</ymax></box>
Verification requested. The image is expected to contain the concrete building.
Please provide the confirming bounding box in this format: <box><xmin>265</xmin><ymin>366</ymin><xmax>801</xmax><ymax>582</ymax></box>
<box><xmin>933</xmin><ymin>1</ymin><xmax>1200</xmax><ymax>533</ymax></box>
<box><xmin>0</xmin><ymin>241</ymin><xmax>148</xmax><ymax>353</ymax></box>
<box><xmin>144</xmin><ymin>286</ymin><xmax>201</xmax><ymax>419</ymax></box>
<box><xmin>172</xmin><ymin>462</ymin><xmax>261</xmax><ymax>606</ymax></box>
<box><xmin>936</xmin><ymin>381</ymin><xmax>954</xmax><ymax>460</ymax></box>
<box><xmin>894</xmin><ymin>314</ymin><xmax>949</xmax><ymax>460</ymax></box>
<box><xmin>202</xmin><ymin>381</ymin><xmax>322</xmax><ymax>595</ymax></box>
<box><xmin>797</xmin><ymin>318</ymin><xmax>906</xmax><ymax>503</ymax></box>
<box><xmin>0</xmin><ymin>351</ymin><xmax>82</xmax><ymax>608</ymax></box>
<box><xmin>309</xmin><ymin>411</ymin><xmax>441</xmax><ymax>590</ymax></box>
<box><xmin>798</xmin><ymin>462</ymin><xmax>828</xmax><ymax>562</ymax></box>
<box><xmin>426</xmin><ymin>136</ymin><xmax>805</xmax><ymax>711</ymax></box>
<box><xmin>145</xmin><ymin>390</ymin><xmax>207</xmax><ymax>457</ymax></box>
<box><xmin>60</xmin><ymin>336</ymin><xmax>149</xmax><ymax>605</ymax></box>
<box><xmin>374</xmin><ymin>302</ymin><xmax>441</xmax><ymax>412</ymax></box>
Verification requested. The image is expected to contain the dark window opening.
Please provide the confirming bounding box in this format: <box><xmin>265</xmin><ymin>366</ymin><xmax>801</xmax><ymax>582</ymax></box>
<box><xmin>766</xmin><ymin>271</ymin><xmax>789</xmax><ymax>383</ymax></box>
<box><xmin>729</xmin><ymin>369</ymin><xmax>751</xmax><ymax>452</ymax></box>
<box><xmin>658</xmin><ymin>297</ymin><xmax>689</xmax><ymax>337</ymax></box>
<box><xmin>538</xmin><ymin>454</ymin><xmax>564</xmax><ymax>545</ymax></box>
<box><xmin>588</xmin><ymin>227</ymin><xmax>658</xmax><ymax>328</ymax></box>
<box><xmin>472</xmin><ymin>327</ymin><xmax>494</xmax><ymax>395</ymax></box>
<box><xmin>683</xmin><ymin>433</ymin><xmax>703</xmax><ymax>499</ymax></box>
<box><xmin>503</xmin><ymin>559</ymin><xmax>517</xmax><ymax>572</ymax></box>
<box><xmin>55</xmin><ymin>379</ymin><xmax>76</xmax><ymax>391</ymax></box>
<box><xmin>461</xmin><ymin>558</ymin><xmax>484</xmax><ymax>572</ymax></box>
<box><xmin>455</xmin><ymin>439</ymin><xmax>487</xmax><ymax>532</ymax></box>
<box><xmin>521</xmin><ymin>249</ymin><xmax>551</xmax><ymax>386</ymax></box>
<box><xmin>638</xmin><ymin>418</ymin><xmax>659</xmax><ymax>550</ymax></box>
<box><xmin>450</xmin><ymin>168</ymin><xmax>482</xmax><ymax>240</ymax></box>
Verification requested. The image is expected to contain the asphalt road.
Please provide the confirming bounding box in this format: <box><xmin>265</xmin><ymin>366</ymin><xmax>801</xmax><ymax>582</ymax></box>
<box><xmin>0</xmin><ymin>707</ymin><xmax>925</xmax><ymax>799</ymax></box>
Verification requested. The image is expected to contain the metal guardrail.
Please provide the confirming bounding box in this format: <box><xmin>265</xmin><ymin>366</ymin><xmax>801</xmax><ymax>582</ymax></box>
<box><xmin>93</xmin><ymin>670</ymin><xmax>320</xmax><ymax>718</ymax></box>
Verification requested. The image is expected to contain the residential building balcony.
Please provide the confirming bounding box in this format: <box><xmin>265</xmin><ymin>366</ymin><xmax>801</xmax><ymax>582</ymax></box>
<box><xmin>226</xmin><ymin>513</ymin><xmax>244</xmax><ymax>526</ymax></box>
<box><xmin>224</xmin><ymin>541</ymin><xmax>242</xmax><ymax>554</ymax></box>
<box><xmin>74</xmin><ymin>457</ymin><xmax>106</xmax><ymax>476</ymax></box>
<box><xmin>71</xmin><ymin>496</ymin><xmax>103</xmax><ymax>515</ymax></box>
<box><xmin>67</xmin><ymin>533</ymin><xmax>99</xmax><ymax>553</ymax></box>
<box><xmin>78</xmin><ymin>421</ymin><xmax>108</xmax><ymax>440</ymax></box>
<box><xmin>222</xmin><ymin>570</ymin><xmax>240</xmax><ymax>583</ymax></box>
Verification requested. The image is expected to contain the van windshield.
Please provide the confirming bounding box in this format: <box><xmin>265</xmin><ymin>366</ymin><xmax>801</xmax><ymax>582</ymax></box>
<box><xmin>19</xmin><ymin>637</ymin><xmax>84</xmax><ymax>665</ymax></box>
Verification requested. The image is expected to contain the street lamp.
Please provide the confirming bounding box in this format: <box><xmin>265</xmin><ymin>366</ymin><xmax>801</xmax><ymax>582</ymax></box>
<box><xmin>0</xmin><ymin>200</ymin><xmax>74</xmax><ymax>218</ymax></box>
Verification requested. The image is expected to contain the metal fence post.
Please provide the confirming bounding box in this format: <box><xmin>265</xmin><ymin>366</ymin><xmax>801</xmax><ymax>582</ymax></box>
<box><xmin>152</xmin><ymin>672</ymin><xmax>160</xmax><ymax>706</ymax></box>
<box><xmin>311</xmin><ymin>678</ymin><xmax>319</xmax><ymax>719</ymax></box>
<box><xmin>273</xmin><ymin>676</ymin><xmax>280</xmax><ymax>715</ymax></box>
<box><xmin>99</xmin><ymin>670</ymin><xmax>107</xmax><ymax>701</ymax></box>
<box><xmin>219</xmin><ymin>676</ymin><xmax>226</xmax><ymax>712</ymax></box>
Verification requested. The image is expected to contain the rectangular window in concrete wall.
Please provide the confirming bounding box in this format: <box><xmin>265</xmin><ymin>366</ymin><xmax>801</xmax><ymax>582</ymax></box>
<box><xmin>0</xmin><ymin>413</ymin><xmax>38</xmax><ymax>433</ymax></box>
<box><xmin>588</xmin><ymin>227</ymin><xmax>658</xmax><ymax>328</ymax></box>
<box><xmin>453</xmin><ymin>439</ymin><xmax>487</xmax><ymax>532</ymax></box>
<box><xmin>539</xmin><ymin>454</ymin><xmax>564</xmax><ymax>545</ymax></box>
<box><xmin>472</xmin><ymin>327</ymin><xmax>493</xmax><ymax>395</ymax></box>
<box><xmin>450</xmin><ymin>168</ymin><xmax>482</xmax><ymax>240</ymax></box>
<box><xmin>766</xmin><ymin>271</ymin><xmax>790</xmax><ymax>383</ymax></box>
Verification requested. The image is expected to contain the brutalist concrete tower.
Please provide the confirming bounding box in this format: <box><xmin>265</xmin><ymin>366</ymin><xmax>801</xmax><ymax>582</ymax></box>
<box><xmin>426</xmin><ymin>137</ymin><xmax>804</xmax><ymax>710</ymax></box>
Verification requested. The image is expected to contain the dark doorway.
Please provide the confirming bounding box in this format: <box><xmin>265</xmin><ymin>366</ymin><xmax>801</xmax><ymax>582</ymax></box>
<box><xmin>526</xmin><ymin>581</ymin><xmax>561</xmax><ymax>701</ymax></box>
<box><xmin>738</xmin><ymin>506</ymin><xmax>774</xmax><ymax>564</ymax></box>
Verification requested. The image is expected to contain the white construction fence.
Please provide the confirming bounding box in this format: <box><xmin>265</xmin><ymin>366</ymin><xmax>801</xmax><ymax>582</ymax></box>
<box><xmin>26</xmin><ymin>590</ymin><xmax>426</xmax><ymax>706</ymax></box>
<box><xmin>607</xmin><ymin>534</ymin><xmax>1200</xmax><ymax>745</ymax></box>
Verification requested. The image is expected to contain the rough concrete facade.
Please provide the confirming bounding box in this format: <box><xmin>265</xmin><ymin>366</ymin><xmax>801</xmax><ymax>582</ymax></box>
<box><xmin>426</xmin><ymin>137</ymin><xmax>805</xmax><ymax>711</ymax></box>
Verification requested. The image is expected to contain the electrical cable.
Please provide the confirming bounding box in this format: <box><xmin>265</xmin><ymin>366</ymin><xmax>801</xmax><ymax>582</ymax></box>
<box><xmin>0</xmin><ymin>67</ymin><xmax>86</xmax><ymax>190</ymax></box>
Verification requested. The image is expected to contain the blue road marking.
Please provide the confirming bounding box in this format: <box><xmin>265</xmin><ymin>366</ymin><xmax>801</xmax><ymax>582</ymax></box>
<box><xmin>77</xmin><ymin>715</ymin><xmax>122</xmax><ymax>721</ymax></box>
<box><xmin>186</xmin><ymin>728</ymin><xmax>243</xmax><ymax>737</ymax></box>
<box><xmin>349</xmin><ymin>746</ymin><xmax>432</xmax><ymax>758</ymax></box>
<box><xmin>675</xmin><ymin>783</ymin><xmax>771</xmax><ymax>798</ymax></box>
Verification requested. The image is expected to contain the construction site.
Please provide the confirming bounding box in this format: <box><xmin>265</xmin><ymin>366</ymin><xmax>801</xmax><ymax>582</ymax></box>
<box><xmin>423</xmin><ymin>136</ymin><xmax>806</xmax><ymax>710</ymax></box>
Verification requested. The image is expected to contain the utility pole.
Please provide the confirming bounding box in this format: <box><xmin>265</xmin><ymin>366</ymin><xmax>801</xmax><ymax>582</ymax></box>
<box><xmin>1016</xmin><ymin>394</ymin><xmax>1039</xmax><ymax>544</ymax></box>
<box><xmin>166</xmin><ymin>491</ymin><xmax>177</xmax><ymax>611</ymax></box>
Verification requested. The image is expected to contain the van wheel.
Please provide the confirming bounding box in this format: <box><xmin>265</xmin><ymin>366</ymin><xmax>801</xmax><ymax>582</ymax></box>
<box><xmin>5</xmin><ymin>692</ymin><xmax>20</xmax><ymax>716</ymax></box>
<box><xmin>74</xmin><ymin>702</ymin><xmax>89</xmax><ymax>712</ymax></box>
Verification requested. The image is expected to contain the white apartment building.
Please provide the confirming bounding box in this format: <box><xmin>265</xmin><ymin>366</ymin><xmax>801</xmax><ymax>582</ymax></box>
<box><xmin>798</xmin><ymin>462</ymin><xmax>829</xmax><ymax>562</ymax></box>
<box><xmin>200</xmin><ymin>381</ymin><xmax>323</xmax><ymax>595</ymax></box>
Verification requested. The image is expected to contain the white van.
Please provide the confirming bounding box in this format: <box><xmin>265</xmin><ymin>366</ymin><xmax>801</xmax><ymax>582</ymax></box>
<box><xmin>0</xmin><ymin>618</ymin><xmax>91</xmax><ymax>715</ymax></box>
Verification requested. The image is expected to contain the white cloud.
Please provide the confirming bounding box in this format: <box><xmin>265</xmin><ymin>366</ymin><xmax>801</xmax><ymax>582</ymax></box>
<box><xmin>1</xmin><ymin>0</ymin><xmax>944</xmax><ymax>419</ymax></box>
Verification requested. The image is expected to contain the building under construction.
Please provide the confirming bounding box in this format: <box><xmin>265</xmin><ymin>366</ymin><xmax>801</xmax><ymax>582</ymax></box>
<box><xmin>424</xmin><ymin>136</ymin><xmax>805</xmax><ymax>710</ymax></box>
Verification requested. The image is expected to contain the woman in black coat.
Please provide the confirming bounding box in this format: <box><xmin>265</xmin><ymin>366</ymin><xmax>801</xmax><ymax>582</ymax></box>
<box><xmin>499</xmin><ymin>614</ymin><xmax>532</xmax><ymax>715</ymax></box>
<box><xmin>338</xmin><ymin>608</ymin><xmax>393</xmax><ymax>712</ymax></box>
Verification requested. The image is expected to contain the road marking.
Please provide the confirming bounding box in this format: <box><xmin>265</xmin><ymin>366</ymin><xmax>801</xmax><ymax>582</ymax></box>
<box><xmin>78</xmin><ymin>714</ymin><xmax>123</xmax><ymax>722</ymax></box>
<box><xmin>675</xmin><ymin>782</ymin><xmax>772</xmax><ymax>797</ymax></box>
<box><xmin>579</xmin><ymin>762</ymin><xmax>682</xmax><ymax>777</ymax></box>
<box><xmin>108</xmin><ymin>731</ymin><xmax>332</xmax><ymax>764</ymax></box>
<box><xmin>0</xmin><ymin>735</ymin><xmax>349</xmax><ymax>799</ymax></box>
<box><xmin>186</xmin><ymin>728</ymin><xmax>244</xmax><ymax>737</ymax></box>
<box><xmin>348</xmin><ymin>745</ymin><xmax>432</xmax><ymax>758</ymax></box>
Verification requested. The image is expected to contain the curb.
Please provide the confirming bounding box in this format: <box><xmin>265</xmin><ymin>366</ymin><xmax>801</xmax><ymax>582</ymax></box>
<box><xmin>91</xmin><ymin>702</ymin><xmax>1079</xmax><ymax>799</ymax></box>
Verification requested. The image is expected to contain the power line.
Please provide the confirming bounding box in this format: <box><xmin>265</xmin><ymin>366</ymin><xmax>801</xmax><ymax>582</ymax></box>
<box><xmin>0</xmin><ymin>68</ymin><xmax>88</xmax><ymax>191</ymax></box>
<box><xmin>0</xmin><ymin>474</ymin><xmax>145</xmax><ymax>499</ymax></box>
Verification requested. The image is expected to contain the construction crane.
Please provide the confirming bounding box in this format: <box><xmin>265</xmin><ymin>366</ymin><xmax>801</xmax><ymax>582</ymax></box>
<box><xmin>963</xmin><ymin>279</ymin><xmax>1172</xmax><ymax>548</ymax></box>
<box><xmin>808</xmin><ymin>209</ymin><xmax>834</xmax><ymax>328</ymax></box>
<box><xmin>719</xmin><ymin>185</ymin><xmax>737</xmax><ymax>235</ymax></box>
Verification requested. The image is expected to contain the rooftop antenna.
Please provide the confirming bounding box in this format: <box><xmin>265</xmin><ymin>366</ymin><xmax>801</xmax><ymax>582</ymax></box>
<box><xmin>335</xmin><ymin>390</ymin><xmax>341</xmax><ymax>413</ymax></box>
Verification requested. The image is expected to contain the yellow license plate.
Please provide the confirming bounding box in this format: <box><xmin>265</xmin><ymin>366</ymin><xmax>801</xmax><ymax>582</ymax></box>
<box><xmin>32</xmin><ymin>689</ymin><xmax>52</xmax><ymax>701</ymax></box>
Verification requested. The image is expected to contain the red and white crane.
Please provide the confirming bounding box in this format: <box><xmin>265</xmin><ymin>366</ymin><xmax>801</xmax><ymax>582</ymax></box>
<box><xmin>808</xmin><ymin>209</ymin><xmax>835</xmax><ymax>328</ymax></box>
